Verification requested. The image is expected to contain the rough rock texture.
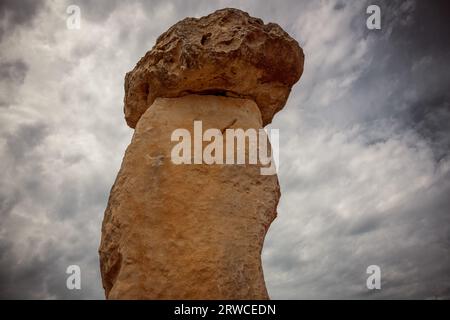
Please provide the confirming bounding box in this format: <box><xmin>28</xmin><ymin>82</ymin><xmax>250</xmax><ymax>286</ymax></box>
<box><xmin>99</xmin><ymin>95</ymin><xmax>280</xmax><ymax>299</ymax></box>
<box><xmin>100</xmin><ymin>8</ymin><xmax>304</xmax><ymax>300</ymax></box>
<box><xmin>124</xmin><ymin>8</ymin><xmax>304</xmax><ymax>128</ymax></box>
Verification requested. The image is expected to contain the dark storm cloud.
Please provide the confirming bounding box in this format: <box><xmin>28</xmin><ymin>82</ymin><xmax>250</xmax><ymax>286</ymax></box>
<box><xmin>4</xmin><ymin>122</ymin><xmax>48</xmax><ymax>161</ymax></box>
<box><xmin>364</xmin><ymin>0</ymin><xmax>450</xmax><ymax>159</ymax></box>
<box><xmin>0</xmin><ymin>123</ymin><xmax>107</xmax><ymax>298</ymax></box>
<box><xmin>266</xmin><ymin>170</ymin><xmax>450</xmax><ymax>299</ymax></box>
<box><xmin>0</xmin><ymin>60</ymin><xmax>28</xmax><ymax>83</ymax></box>
<box><xmin>333</xmin><ymin>2</ymin><xmax>346</xmax><ymax>11</ymax></box>
<box><xmin>264</xmin><ymin>0</ymin><xmax>450</xmax><ymax>299</ymax></box>
<box><xmin>0</xmin><ymin>231</ymin><xmax>101</xmax><ymax>299</ymax></box>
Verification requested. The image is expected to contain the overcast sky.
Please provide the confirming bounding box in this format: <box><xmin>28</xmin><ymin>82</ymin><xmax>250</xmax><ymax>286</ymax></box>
<box><xmin>0</xmin><ymin>0</ymin><xmax>449</xmax><ymax>299</ymax></box>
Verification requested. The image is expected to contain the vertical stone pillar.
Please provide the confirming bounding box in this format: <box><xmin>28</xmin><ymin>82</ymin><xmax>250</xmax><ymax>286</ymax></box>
<box><xmin>99</xmin><ymin>8</ymin><xmax>304</xmax><ymax>299</ymax></box>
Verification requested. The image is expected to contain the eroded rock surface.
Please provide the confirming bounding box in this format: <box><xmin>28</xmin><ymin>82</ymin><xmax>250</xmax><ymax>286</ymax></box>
<box><xmin>124</xmin><ymin>8</ymin><xmax>304</xmax><ymax>128</ymax></box>
<box><xmin>100</xmin><ymin>8</ymin><xmax>304</xmax><ymax>300</ymax></box>
<box><xmin>100</xmin><ymin>95</ymin><xmax>279</xmax><ymax>299</ymax></box>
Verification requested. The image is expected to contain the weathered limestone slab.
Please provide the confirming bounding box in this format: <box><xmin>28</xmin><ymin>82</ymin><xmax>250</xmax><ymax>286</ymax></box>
<box><xmin>100</xmin><ymin>95</ymin><xmax>279</xmax><ymax>299</ymax></box>
<box><xmin>99</xmin><ymin>8</ymin><xmax>304</xmax><ymax>300</ymax></box>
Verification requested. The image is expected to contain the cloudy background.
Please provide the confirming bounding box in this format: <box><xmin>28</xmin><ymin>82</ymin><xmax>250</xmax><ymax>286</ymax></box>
<box><xmin>0</xmin><ymin>0</ymin><xmax>449</xmax><ymax>299</ymax></box>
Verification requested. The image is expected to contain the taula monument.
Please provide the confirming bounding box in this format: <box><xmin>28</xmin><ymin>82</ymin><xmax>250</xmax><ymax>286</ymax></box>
<box><xmin>99</xmin><ymin>8</ymin><xmax>304</xmax><ymax>299</ymax></box>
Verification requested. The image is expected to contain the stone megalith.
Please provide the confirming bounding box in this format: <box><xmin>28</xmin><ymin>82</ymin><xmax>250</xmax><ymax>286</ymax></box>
<box><xmin>99</xmin><ymin>8</ymin><xmax>304</xmax><ymax>299</ymax></box>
